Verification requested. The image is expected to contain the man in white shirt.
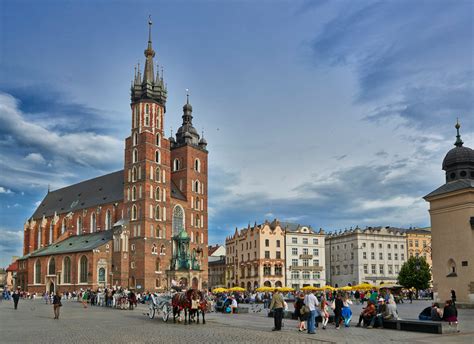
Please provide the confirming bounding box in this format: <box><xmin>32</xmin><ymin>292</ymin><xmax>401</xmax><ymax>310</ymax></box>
<box><xmin>304</xmin><ymin>291</ymin><xmax>320</xmax><ymax>334</ymax></box>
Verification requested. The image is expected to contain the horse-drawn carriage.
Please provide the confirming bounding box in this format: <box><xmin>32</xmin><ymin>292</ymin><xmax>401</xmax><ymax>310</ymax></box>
<box><xmin>148</xmin><ymin>293</ymin><xmax>173</xmax><ymax>322</ymax></box>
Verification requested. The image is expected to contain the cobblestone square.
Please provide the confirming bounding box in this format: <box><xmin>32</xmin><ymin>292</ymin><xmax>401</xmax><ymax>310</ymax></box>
<box><xmin>1</xmin><ymin>299</ymin><xmax>473</xmax><ymax>343</ymax></box>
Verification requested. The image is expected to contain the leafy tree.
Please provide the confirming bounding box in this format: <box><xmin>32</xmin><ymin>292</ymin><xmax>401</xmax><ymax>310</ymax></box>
<box><xmin>398</xmin><ymin>256</ymin><xmax>431</xmax><ymax>291</ymax></box>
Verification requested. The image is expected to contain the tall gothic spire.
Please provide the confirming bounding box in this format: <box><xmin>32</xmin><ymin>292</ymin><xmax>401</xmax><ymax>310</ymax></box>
<box><xmin>142</xmin><ymin>15</ymin><xmax>156</xmax><ymax>84</ymax></box>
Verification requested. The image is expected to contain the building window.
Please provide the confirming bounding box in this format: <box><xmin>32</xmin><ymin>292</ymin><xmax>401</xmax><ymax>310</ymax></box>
<box><xmin>145</xmin><ymin>103</ymin><xmax>149</xmax><ymax>114</ymax></box>
<box><xmin>371</xmin><ymin>264</ymin><xmax>376</xmax><ymax>274</ymax></box>
<box><xmin>379</xmin><ymin>252</ymin><xmax>383</xmax><ymax>260</ymax></box>
<box><xmin>313</xmin><ymin>259</ymin><xmax>319</xmax><ymax>266</ymax></box>
<box><xmin>48</xmin><ymin>258</ymin><xmax>55</xmax><ymax>275</ymax></box>
<box><xmin>63</xmin><ymin>257</ymin><xmax>71</xmax><ymax>283</ymax></box>
<box><xmin>388</xmin><ymin>253</ymin><xmax>392</xmax><ymax>260</ymax></box>
<box><xmin>303</xmin><ymin>271</ymin><xmax>310</xmax><ymax>280</ymax></box>
<box><xmin>194</xmin><ymin>158</ymin><xmax>200</xmax><ymax>172</ymax></box>
<box><xmin>131</xmin><ymin>205</ymin><xmax>137</xmax><ymax>220</ymax></box>
<box><xmin>394</xmin><ymin>244</ymin><xmax>398</xmax><ymax>249</ymax></box>
<box><xmin>313</xmin><ymin>248</ymin><xmax>319</xmax><ymax>256</ymax></box>
<box><xmin>379</xmin><ymin>264</ymin><xmax>384</xmax><ymax>274</ymax></box>
<box><xmin>313</xmin><ymin>238</ymin><xmax>318</xmax><ymax>245</ymax></box>
<box><xmin>371</xmin><ymin>252</ymin><xmax>375</xmax><ymax>259</ymax></box>
<box><xmin>362</xmin><ymin>243</ymin><xmax>366</xmax><ymax>248</ymax></box>
<box><xmin>265</xmin><ymin>251</ymin><xmax>270</xmax><ymax>259</ymax></box>
<box><xmin>132</xmin><ymin>148</ymin><xmax>138</xmax><ymax>163</ymax></box>
<box><xmin>303</xmin><ymin>259</ymin><xmax>309</xmax><ymax>267</ymax></box>
<box><xmin>152</xmin><ymin>244</ymin><xmax>157</xmax><ymax>254</ymax></box>
<box><xmin>276</xmin><ymin>240</ymin><xmax>280</xmax><ymax>248</ymax></box>
<box><xmin>155</xmin><ymin>205</ymin><xmax>161</xmax><ymax>220</ymax></box>
<box><xmin>292</xmin><ymin>248</ymin><xmax>298</xmax><ymax>255</ymax></box>
<box><xmin>98</xmin><ymin>268</ymin><xmax>105</xmax><ymax>282</ymax></box>
<box><xmin>292</xmin><ymin>259</ymin><xmax>298</xmax><ymax>266</ymax></box>
<box><xmin>154</xmin><ymin>150</ymin><xmax>160</xmax><ymax>164</ymax></box>
<box><xmin>263</xmin><ymin>265</ymin><xmax>271</xmax><ymax>276</ymax></box>
<box><xmin>395</xmin><ymin>253</ymin><xmax>398</xmax><ymax>260</ymax></box>
<box><xmin>90</xmin><ymin>212</ymin><xmax>96</xmax><ymax>233</ymax></box>
<box><xmin>276</xmin><ymin>251</ymin><xmax>281</xmax><ymax>259</ymax></box>
<box><xmin>173</xmin><ymin>159</ymin><xmax>180</xmax><ymax>171</ymax></box>
<box><xmin>172</xmin><ymin>205</ymin><xmax>184</xmax><ymax>235</ymax></box>
<box><xmin>156</xmin><ymin>133</ymin><xmax>161</xmax><ymax>147</ymax></box>
<box><xmin>401</xmin><ymin>253</ymin><xmax>405</xmax><ymax>261</ymax></box>
<box><xmin>132</xmin><ymin>186</ymin><xmax>137</xmax><ymax>200</ymax></box>
<box><xmin>388</xmin><ymin>265</ymin><xmax>393</xmax><ymax>275</ymax></box>
<box><xmin>61</xmin><ymin>218</ymin><xmax>66</xmax><ymax>234</ymax></box>
<box><xmin>303</xmin><ymin>248</ymin><xmax>308</xmax><ymax>255</ymax></box>
<box><xmin>363</xmin><ymin>264</ymin><xmax>368</xmax><ymax>274</ymax></box>
<box><xmin>79</xmin><ymin>256</ymin><xmax>88</xmax><ymax>283</ymax></box>
<box><xmin>265</xmin><ymin>239</ymin><xmax>269</xmax><ymax>247</ymax></box>
<box><xmin>292</xmin><ymin>237</ymin><xmax>297</xmax><ymax>244</ymax></box>
<box><xmin>35</xmin><ymin>260</ymin><xmax>41</xmax><ymax>284</ymax></box>
<box><xmin>415</xmin><ymin>240</ymin><xmax>419</xmax><ymax>247</ymax></box>
<box><xmin>155</xmin><ymin>187</ymin><xmax>161</xmax><ymax>201</ymax></box>
<box><xmin>131</xmin><ymin>262</ymin><xmax>135</xmax><ymax>269</ymax></box>
<box><xmin>303</xmin><ymin>238</ymin><xmax>308</xmax><ymax>244</ymax></box>
<box><xmin>77</xmin><ymin>216</ymin><xmax>82</xmax><ymax>235</ymax></box>
<box><xmin>275</xmin><ymin>265</ymin><xmax>282</xmax><ymax>276</ymax></box>
<box><xmin>291</xmin><ymin>271</ymin><xmax>299</xmax><ymax>279</ymax></box>
<box><xmin>105</xmin><ymin>210</ymin><xmax>112</xmax><ymax>230</ymax></box>
<box><xmin>132</xmin><ymin>166</ymin><xmax>137</xmax><ymax>182</ymax></box>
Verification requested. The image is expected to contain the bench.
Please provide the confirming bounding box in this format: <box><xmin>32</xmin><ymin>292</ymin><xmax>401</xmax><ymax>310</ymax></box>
<box><xmin>233</xmin><ymin>307</ymin><xmax>249</xmax><ymax>314</ymax></box>
<box><xmin>383</xmin><ymin>319</ymin><xmax>459</xmax><ymax>334</ymax></box>
<box><xmin>267</xmin><ymin>310</ymin><xmax>334</xmax><ymax>323</ymax></box>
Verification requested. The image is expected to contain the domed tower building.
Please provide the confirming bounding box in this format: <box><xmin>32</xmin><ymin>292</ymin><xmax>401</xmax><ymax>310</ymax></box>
<box><xmin>424</xmin><ymin>121</ymin><xmax>474</xmax><ymax>307</ymax></box>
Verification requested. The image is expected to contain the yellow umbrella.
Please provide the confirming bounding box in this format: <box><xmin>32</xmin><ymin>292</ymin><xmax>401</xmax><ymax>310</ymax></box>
<box><xmin>352</xmin><ymin>283</ymin><xmax>376</xmax><ymax>291</ymax></box>
<box><xmin>212</xmin><ymin>287</ymin><xmax>228</xmax><ymax>293</ymax></box>
<box><xmin>324</xmin><ymin>285</ymin><xmax>336</xmax><ymax>291</ymax></box>
<box><xmin>338</xmin><ymin>286</ymin><xmax>352</xmax><ymax>291</ymax></box>
<box><xmin>228</xmin><ymin>287</ymin><xmax>246</xmax><ymax>292</ymax></box>
<box><xmin>276</xmin><ymin>287</ymin><xmax>295</xmax><ymax>292</ymax></box>
<box><xmin>256</xmin><ymin>286</ymin><xmax>274</xmax><ymax>292</ymax></box>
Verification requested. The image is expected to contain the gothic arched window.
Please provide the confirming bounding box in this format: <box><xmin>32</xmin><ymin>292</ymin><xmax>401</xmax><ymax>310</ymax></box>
<box><xmin>49</xmin><ymin>221</ymin><xmax>53</xmax><ymax>244</ymax></box>
<box><xmin>156</xmin><ymin>167</ymin><xmax>161</xmax><ymax>182</ymax></box>
<box><xmin>194</xmin><ymin>158</ymin><xmax>201</xmax><ymax>172</ymax></box>
<box><xmin>63</xmin><ymin>256</ymin><xmax>71</xmax><ymax>284</ymax></box>
<box><xmin>132</xmin><ymin>186</ymin><xmax>137</xmax><ymax>201</ymax></box>
<box><xmin>105</xmin><ymin>209</ymin><xmax>112</xmax><ymax>230</ymax></box>
<box><xmin>155</xmin><ymin>187</ymin><xmax>161</xmax><ymax>201</ymax></box>
<box><xmin>155</xmin><ymin>150</ymin><xmax>160</xmax><ymax>164</ymax></box>
<box><xmin>155</xmin><ymin>205</ymin><xmax>161</xmax><ymax>220</ymax></box>
<box><xmin>77</xmin><ymin>216</ymin><xmax>82</xmax><ymax>235</ymax></box>
<box><xmin>173</xmin><ymin>159</ymin><xmax>180</xmax><ymax>172</ymax></box>
<box><xmin>131</xmin><ymin>205</ymin><xmax>137</xmax><ymax>220</ymax></box>
<box><xmin>132</xmin><ymin>149</ymin><xmax>138</xmax><ymax>163</ymax></box>
<box><xmin>35</xmin><ymin>259</ymin><xmax>41</xmax><ymax>284</ymax></box>
<box><xmin>90</xmin><ymin>212</ymin><xmax>96</xmax><ymax>232</ymax></box>
<box><xmin>61</xmin><ymin>218</ymin><xmax>66</xmax><ymax>234</ymax></box>
<box><xmin>79</xmin><ymin>256</ymin><xmax>88</xmax><ymax>283</ymax></box>
<box><xmin>98</xmin><ymin>267</ymin><xmax>105</xmax><ymax>282</ymax></box>
<box><xmin>48</xmin><ymin>257</ymin><xmax>55</xmax><ymax>275</ymax></box>
<box><xmin>172</xmin><ymin>205</ymin><xmax>184</xmax><ymax>235</ymax></box>
<box><xmin>133</xmin><ymin>132</ymin><xmax>138</xmax><ymax>146</ymax></box>
<box><xmin>156</xmin><ymin>133</ymin><xmax>161</xmax><ymax>147</ymax></box>
<box><xmin>132</xmin><ymin>166</ymin><xmax>137</xmax><ymax>182</ymax></box>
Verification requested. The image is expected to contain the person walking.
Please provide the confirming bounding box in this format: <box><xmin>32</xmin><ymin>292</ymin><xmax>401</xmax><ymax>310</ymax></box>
<box><xmin>294</xmin><ymin>293</ymin><xmax>307</xmax><ymax>332</ymax></box>
<box><xmin>341</xmin><ymin>295</ymin><xmax>353</xmax><ymax>327</ymax></box>
<box><xmin>82</xmin><ymin>289</ymin><xmax>89</xmax><ymax>308</ymax></box>
<box><xmin>53</xmin><ymin>293</ymin><xmax>62</xmax><ymax>319</ymax></box>
<box><xmin>12</xmin><ymin>289</ymin><xmax>20</xmax><ymax>310</ymax></box>
<box><xmin>269</xmin><ymin>289</ymin><xmax>285</xmax><ymax>331</ymax></box>
<box><xmin>451</xmin><ymin>290</ymin><xmax>456</xmax><ymax>306</ymax></box>
<box><xmin>304</xmin><ymin>290</ymin><xmax>319</xmax><ymax>334</ymax></box>
<box><xmin>334</xmin><ymin>294</ymin><xmax>344</xmax><ymax>329</ymax></box>
<box><xmin>320</xmin><ymin>299</ymin><xmax>330</xmax><ymax>329</ymax></box>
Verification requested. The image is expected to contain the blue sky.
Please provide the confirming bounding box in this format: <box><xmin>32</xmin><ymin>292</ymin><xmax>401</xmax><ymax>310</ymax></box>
<box><xmin>0</xmin><ymin>0</ymin><xmax>473</xmax><ymax>267</ymax></box>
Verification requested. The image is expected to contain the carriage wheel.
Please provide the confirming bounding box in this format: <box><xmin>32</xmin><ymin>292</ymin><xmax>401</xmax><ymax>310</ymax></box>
<box><xmin>148</xmin><ymin>303</ymin><xmax>155</xmax><ymax>319</ymax></box>
<box><xmin>162</xmin><ymin>303</ymin><xmax>171</xmax><ymax>322</ymax></box>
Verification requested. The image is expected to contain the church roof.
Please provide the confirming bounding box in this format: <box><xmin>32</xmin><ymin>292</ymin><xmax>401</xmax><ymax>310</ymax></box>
<box><xmin>32</xmin><ymin>170</ymin><xmax>124</xmax><ymax>219</ymax></box>
<box><xmin>32</xmin><ymin>170</ymin><xmax>187</xmax><ymax>220</ymax></box>
<box><xmin>29</xmin><ymin>228</ymin><xmax>115</xmax><ymax>257</ymax></box>
<box><xmin>171</xmin><ymin>180</ymin><xmax>186</xmax><ymax>201</ymax></box>
<box><xmin>424</xmin><ymin>179</ymin><xmax>474</xmax><ymax>199</ymax></box>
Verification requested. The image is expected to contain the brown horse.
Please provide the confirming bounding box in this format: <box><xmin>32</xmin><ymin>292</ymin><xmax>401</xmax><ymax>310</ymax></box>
<box><xmin>172</xmin><ymin>289</ymin><xmax>208</xmax><ymax>325</ymax></box>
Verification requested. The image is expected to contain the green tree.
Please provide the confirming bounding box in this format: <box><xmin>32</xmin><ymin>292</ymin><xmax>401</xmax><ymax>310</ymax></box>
<box><xmin>398</xmin><ymin>256</ymin><xmax>431</xmax><ymax>291</ymax></box>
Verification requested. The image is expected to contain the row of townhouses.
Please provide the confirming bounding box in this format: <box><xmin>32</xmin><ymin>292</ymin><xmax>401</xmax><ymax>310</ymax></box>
<box><xmin>207</xmin><ymin>222</ymin><xmax>431</xmax><ymax>291</ymax></box>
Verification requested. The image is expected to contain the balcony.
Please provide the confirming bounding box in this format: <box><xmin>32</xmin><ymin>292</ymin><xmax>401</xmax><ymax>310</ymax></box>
<box><xmin>299</xmin><ymin>254</ymin><xmax>313</xmax><ymax>259</ymax></box>
<box><xmin>289</xmin><ymin>265</ymin><xmax>323</xmax><ymax>272</ymax></box>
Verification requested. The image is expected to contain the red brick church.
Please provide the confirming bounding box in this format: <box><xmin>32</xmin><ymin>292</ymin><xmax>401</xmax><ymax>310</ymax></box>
<box><xmin>16</xmin><ymin>20</ymin><xmax>209</xmax><ymax>294</ymax></box>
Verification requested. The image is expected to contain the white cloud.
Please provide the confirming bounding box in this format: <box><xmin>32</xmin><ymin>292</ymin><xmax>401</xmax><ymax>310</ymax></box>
<box><xmin>24</xmin><ymin>152</ymin><xmax>46</xmax><ymax>164</ymax></box>
<box><xmin>0</xmin><ymin>186</ymin><xmax>13</xmax><ymax>194</ymax></box>
<box><xmin>359</xmin><ymin>196</ymin><xmax>419</xmax><ymax>211</ymax></box>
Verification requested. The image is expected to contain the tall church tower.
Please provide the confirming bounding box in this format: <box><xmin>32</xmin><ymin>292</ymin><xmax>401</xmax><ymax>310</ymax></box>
<box><xmin>123</xmin><ymin>18</ymin><xmax>172</xmax><ymax>291</ymax></box>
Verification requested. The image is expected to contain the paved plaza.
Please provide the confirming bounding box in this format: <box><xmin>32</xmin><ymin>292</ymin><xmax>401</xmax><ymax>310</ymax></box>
<box><xmin>0</xmin><ymin>299</ymin><xmax>473</xmax><ymax>343</ymax></box>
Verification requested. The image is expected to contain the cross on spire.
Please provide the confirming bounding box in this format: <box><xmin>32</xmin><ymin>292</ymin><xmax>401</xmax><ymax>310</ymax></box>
<box><xmin>454</xmin><ymin>118</ymin><xmax>464</xmax><ymax>147</ymax></box>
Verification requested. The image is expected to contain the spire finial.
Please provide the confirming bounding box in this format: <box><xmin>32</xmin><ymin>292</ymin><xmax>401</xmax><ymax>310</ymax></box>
<box><xmin>170</xmin><ymin>127</ymin><xmax>173</xmax><ymax>137</ymax></box>
<box><xmin>186</xmin><ymin>88</ymin><xmax>190</xmax><ymax>104</ymax></box>
<box><xmin>148</xmin><ymin>15</ymin><xmax>152</xmax><ymax>44</ymax></box>
<box><xmin>454</xmin><ymin>118</ymin><xmax>464</xmax><ymax>147</ymax></box>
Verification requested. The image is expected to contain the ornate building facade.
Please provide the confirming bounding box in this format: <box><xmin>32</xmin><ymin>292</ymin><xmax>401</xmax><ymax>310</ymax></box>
<box><xmin>424</xmin><ymin>122</ymin><xmax>474</xmax><ymax>306</ymax></box>
<box><xmin>16</xmin><ymin>20</ymin><xmax>209</xmax><ymax>294</ymax></box>
<box><xmin>225</xmin><ymin>220</ymin><xmax>286</xmax><ymax>290</ymax></box>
